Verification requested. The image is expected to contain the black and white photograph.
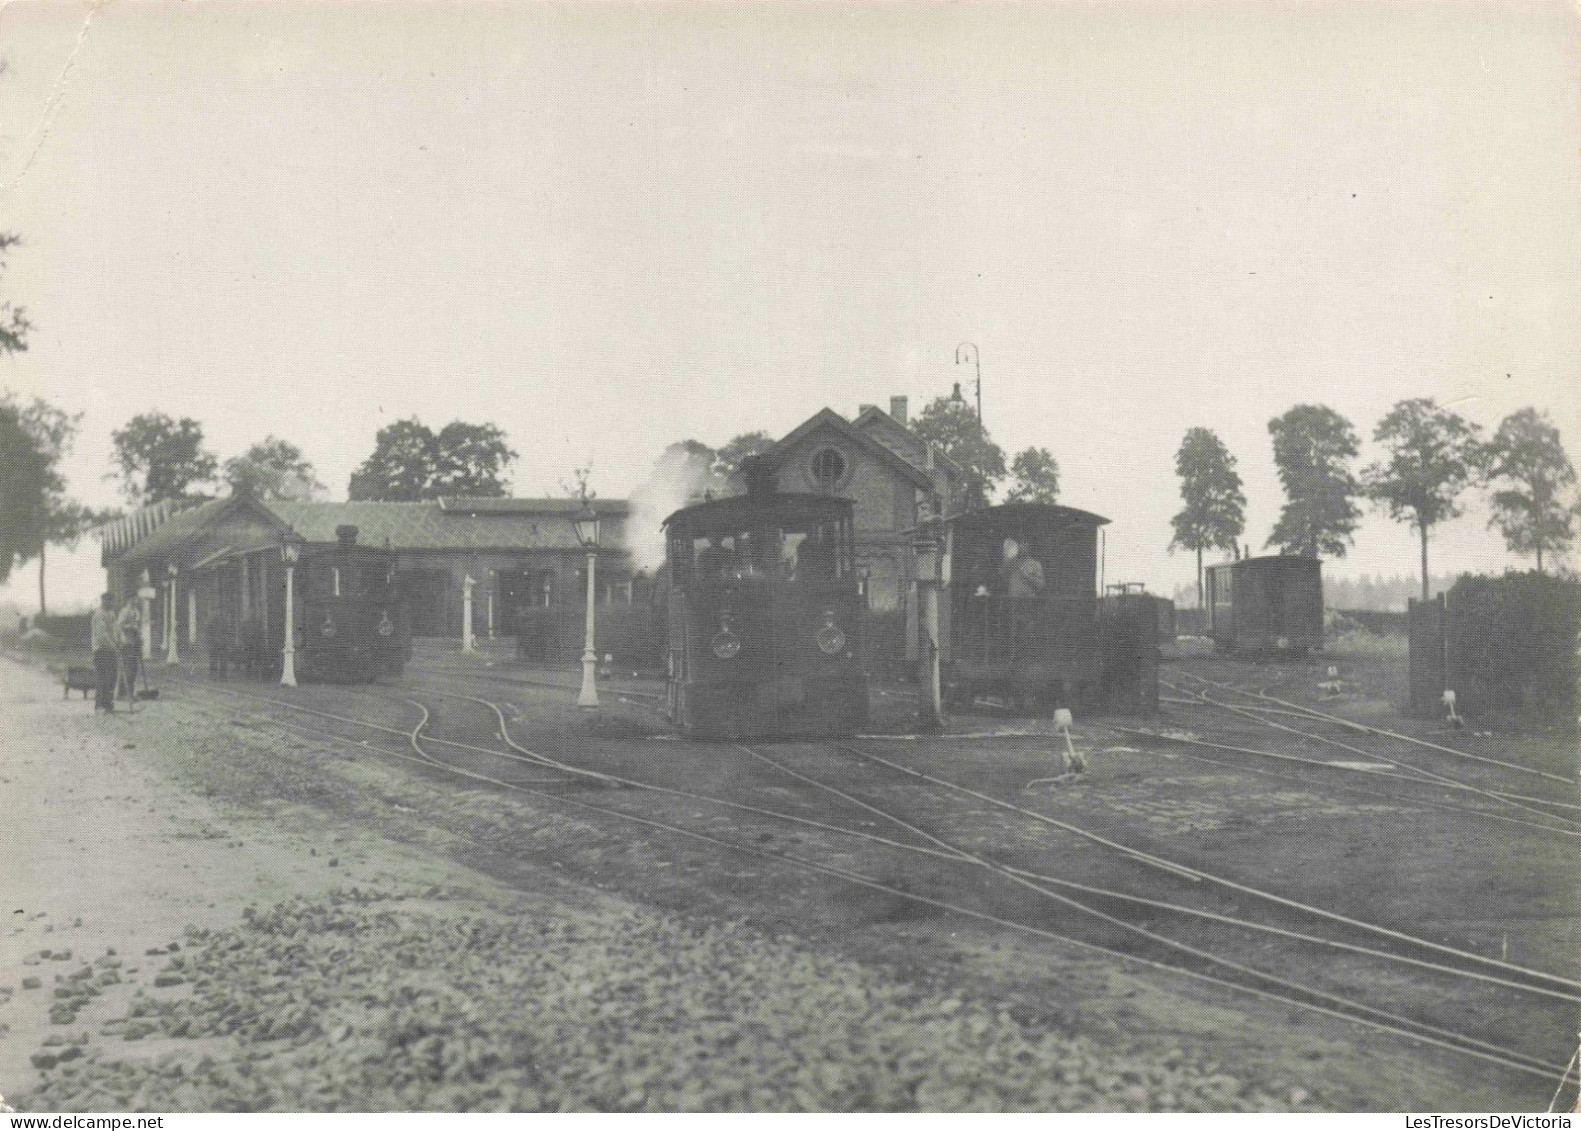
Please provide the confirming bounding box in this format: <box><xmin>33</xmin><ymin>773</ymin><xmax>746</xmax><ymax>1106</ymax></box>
<box><xmin>1</xmin><ymin>0</ymin><xmax>1578</xmax><ymax>1115</ymax></box>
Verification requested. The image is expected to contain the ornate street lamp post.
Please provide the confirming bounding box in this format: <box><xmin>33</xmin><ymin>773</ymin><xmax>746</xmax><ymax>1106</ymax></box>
<box><xmin>572</xmin><ymin>500</ymin><xmax>601</xmax><ymax>709</ymax></box>
<box><xmin>487</xmin><ymin>570</ymin><xmax>496</xmax><ymax>639</ymax></box>
<box><xmin>165</xmin><ymin>563</ymin><xmax>180</xmax><ymax>665</ymax></box>
<box><xmin>280</xmin><ymin>529</ymin><xmax>303</xmax><ymax>688</ymax></box>
<box><xmin>138</xmin><ymin>569</ymin><xmax>154</xmax><ymax>661</ymax></box>
<box><xmin>462</xmin><ymin>574</ymin><xmax>477</xmax><ymax>653</ymax></box>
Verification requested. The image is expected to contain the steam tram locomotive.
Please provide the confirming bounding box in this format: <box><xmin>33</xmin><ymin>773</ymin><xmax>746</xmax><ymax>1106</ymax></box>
<box><xmin>662</xmin><ymin>468</ymin><xmax>868</xmax><ymax>739</ymax></box>
<box><xmin>942</xmin><ymin>502</ymin><xmax>1145</xmax><ymax>712</ymax></box>
<box><xmin>284</xmin><ymin>525</ymin><xmax>410</xmax><ymax>683</ymax></box>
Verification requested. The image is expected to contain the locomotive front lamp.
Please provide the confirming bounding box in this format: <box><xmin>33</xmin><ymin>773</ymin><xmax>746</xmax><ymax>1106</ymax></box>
<box><xmin>815</xmin><ymin>610</ymin><xmax>846</xmax><ymax>656</ymax></box>
<box><xmin>711</xmin><ymin>612</ymin><xmax>741</xmax><ymax>660</ymax></box>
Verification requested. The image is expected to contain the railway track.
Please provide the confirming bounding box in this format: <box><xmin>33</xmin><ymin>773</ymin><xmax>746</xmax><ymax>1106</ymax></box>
<box><xmin>1176</xmin><ymin>670</ymin><xmax>1577</xmax><ymax>787</ymax></box>
<box><xmin>185</xmin><ymin>675</ymin><xmax>1577</xmax><ymax>1095</ymax></box>
<box><xmin>1156</xmin><ymin>673</ymin><xmax>1580</xmax><ymax>828</ymax></box>
<box><xmin>1135</xmin><ymin>704</ymin><xmax>1581</xmax><ymax>841</ymax></box>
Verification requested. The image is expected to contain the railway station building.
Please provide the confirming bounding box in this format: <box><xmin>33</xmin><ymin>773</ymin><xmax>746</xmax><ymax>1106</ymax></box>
<box><xmin>98</xmin><ymin>492</ymin><xmax>642</xmax><ymax>664</ymax></box>
<box><xmin>765</xmin><ymin>396</ymin><xmax>963</xmax><ymax>673</ymax></box>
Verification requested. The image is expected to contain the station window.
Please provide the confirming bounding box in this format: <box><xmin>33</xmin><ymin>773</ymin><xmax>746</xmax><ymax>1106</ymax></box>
<box><xmin>809</xmin><ymin>447</ymin><xmax>847</xmax><ymax>493</ymax></box>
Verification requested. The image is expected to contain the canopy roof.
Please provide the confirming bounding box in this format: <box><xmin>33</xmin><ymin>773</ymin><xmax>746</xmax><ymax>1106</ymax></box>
<box><xmin>946</xmin><ymin>502</ymin><xmax>1110</xmax><ymax>529</ymax></box>
<box><xmin>663</xmin><ymin>492</ymin><xmax>853</xmax><ymax>536</ymax></box>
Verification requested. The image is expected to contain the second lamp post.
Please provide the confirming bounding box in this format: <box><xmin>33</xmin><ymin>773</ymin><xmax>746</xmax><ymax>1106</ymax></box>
<box><xmin>572</xmin><ymin>500</ymin><xmax>600</xmax><ymax>709</ymax></box>
<box><xmin>280</xmin><ymin>528</ymin><xmax>304</xmax><ymax>688</ymax></box>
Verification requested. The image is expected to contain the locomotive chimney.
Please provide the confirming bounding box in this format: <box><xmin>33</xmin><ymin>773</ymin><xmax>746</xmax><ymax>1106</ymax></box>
<box><xmin>738</xmin><ymin>453</ymin><xmax>778</xmax><ymax>498</ymax></box>
<box><xmin>890</xmin><ymin>395</ymin><xmax>908</xmax><ymax>426</ymax></box>
<box><xmin>336</xmin><ymin>524</ymin><xmax>359</xmax><ymax>547</ymax></box>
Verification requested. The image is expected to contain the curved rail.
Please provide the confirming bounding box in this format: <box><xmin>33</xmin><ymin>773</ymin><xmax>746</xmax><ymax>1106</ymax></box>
<box><xmin>186</xmin><ymin>680</ymin><xmax>1575</xmax><ymax>1082</ymax></box>
<box><xmin>832</xmin><ymin>741</ymin><xmax>1581</xmax><ymax>996</ymax></box>
<box><xmin>737</xmin><ymin>742</ymin><xmax>1570</xmax><ymax>1074</ymax></box>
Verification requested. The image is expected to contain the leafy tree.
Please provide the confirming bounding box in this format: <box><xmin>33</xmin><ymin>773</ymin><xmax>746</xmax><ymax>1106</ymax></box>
<box><xmin>27</xmin><ymin>498</ymin><xmax>109</xmax><ymax>616</ymax></box>
<box><xmin>223</xmin><ymin>436</ymin><xmax>325</xmax><ymax>502</ymax></box>
<box><xmin>910</xmin><ymin>393</ymin><xmax>1006</xmax><ymax>508</ymax></box>
<box><xmin>714</xmin><ymin>431</ymin><xmax>775</xmax><ymax>481</ymax></box>
<box><xmin>1004</xmin><ymin>447</ymin><xmax>1060</xmax><ymax>504</ymax></box>
<box><xmin>1361</xmin><ymin>398</ymin><xmax>1484</xmax><ymax>600</ymax></box>
<box><xmin>0</xmin><ymin>396</ymin><xmax>56</xmax><ymax>586</ymax></box>
<box><xmin>1483</xmin><ymin>408</ymin><xmax>1578</xmax><ymax>573</ymax></box>
<box><xmin>1266</xmin><ymin>404</ymin><xmax>1361</xmax><ymax>558</ymax></box>
<box><xmin>0</xmin><ymin>392</ymin><xmax>104</xmax><ymax>611</ymax></box>
<box><xmin>430</xmin><ymin>421</ymin><xmax>516</xmax><ymax>497</ymax></box>
<box><xmin>347</xmin><ymin>417</ymin><xmax>516</xmax><ymax>501</ymax></box>
<box><xmin>109</xmin><ymin>412</ymin><xmax>218</xmax><ymax>505</ymax></box>
<box><xmin>655</xmin><ymin>439</ymin><xmax>728</xmax><ymax>497</ymax></box>
<box><xmin>0</xmin><ymin>233</ymin><xmax>29</xmax><ymax>357</ymax></box>
<box><xmin>1168</xmin><ymin>427</ymin><xmax>1246</xmax><ymax>607</ymax></box>
<box><xmin>347</xmin><ymin>418</ymin><xmax>433</xmax><ymax>501</ymax></box>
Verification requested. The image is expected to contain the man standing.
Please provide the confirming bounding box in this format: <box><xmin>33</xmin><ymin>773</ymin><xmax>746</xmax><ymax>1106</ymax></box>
<box><xmin>999</xmin><ymin>538</ymin><xmax>1046</xmax><ymax>599</ymax></box>
<box><xmin>115</xmin><ymin>596</ymin><xmax>143</xmax><ymax>701</ymax></box>
<box><xmin>89</xmin><ymin>593</ymin><xmax>119</xmax><ymax>712</ymax></box>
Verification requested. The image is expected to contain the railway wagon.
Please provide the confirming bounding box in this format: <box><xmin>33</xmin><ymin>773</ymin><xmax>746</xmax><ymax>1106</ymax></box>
<box><xmin>662</xmin><ymin>461</ymin><xmax>868</xmax><ymax>739</ymax></box>
<box><xmin>1205</xmin><ymin>554</ymin><xmax>1323</xmax><ymax>654</ymax></box>
<box><xmin>941</xmin><ymin>503</ymin><xmax>1110</xmax><ymax>711</ymax></box>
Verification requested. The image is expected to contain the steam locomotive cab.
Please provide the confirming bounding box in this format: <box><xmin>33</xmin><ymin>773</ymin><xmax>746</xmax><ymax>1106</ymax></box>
<box><xmin>663</xmin><ymin>490</ymin><xmax>868</xmax><ymax>740</ymax></box>
<box><xmin>943</xmin><ymin>503</ymin><xmax>1109</xmax><ymax>711</ymax></box>
<box><xmin>296</xmin><ymin>539</ymin><xmax>410</xmax><ymax>683</ymax></box>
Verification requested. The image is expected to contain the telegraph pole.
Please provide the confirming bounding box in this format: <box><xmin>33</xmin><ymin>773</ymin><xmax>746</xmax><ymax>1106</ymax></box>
<box><xmin>955</xmin><ymin>342</ymin><xmax>982</xmax><ymax>430</ymax></box>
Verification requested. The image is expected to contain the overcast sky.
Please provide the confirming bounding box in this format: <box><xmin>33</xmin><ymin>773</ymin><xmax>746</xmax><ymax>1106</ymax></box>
<box><xmin>2</xmin><ymin>0</ymin><xmax>1578</xmax><ymax>611</ymax></box>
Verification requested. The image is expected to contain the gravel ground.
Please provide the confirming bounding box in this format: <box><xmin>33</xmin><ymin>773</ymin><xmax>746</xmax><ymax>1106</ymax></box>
<box><xmin>0</xmin><ymin>652</ymin><xmax>1434</xmax><ymax>1111</ymax></box>
<box><xmin>18</xmin><ymin>887</ymin><xmax>1310</xmax><ymax>1112</ymax></box>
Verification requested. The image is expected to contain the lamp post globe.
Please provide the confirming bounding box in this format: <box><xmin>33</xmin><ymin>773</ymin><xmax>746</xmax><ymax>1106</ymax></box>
<box><xmin>573</xmin><ymin>501</ymin><xmax>600</xmax><ymax>709</ymax></box>
<box><xmin>280</xmin><ymin>528</ymin><xmax>304</xmax><ymax>687</ymax></box>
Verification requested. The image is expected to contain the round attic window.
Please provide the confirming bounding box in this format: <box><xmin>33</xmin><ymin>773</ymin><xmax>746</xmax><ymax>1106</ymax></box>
<box><xmin>807</xmin><ymin>447</ymin><xmax>849</xmax><ymax>493</ymax></box>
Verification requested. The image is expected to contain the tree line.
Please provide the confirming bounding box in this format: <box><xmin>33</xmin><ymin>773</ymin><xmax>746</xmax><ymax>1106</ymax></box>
<box><xmin>2</xmin><ymin>405</ymin><xmax>521</xmax><ymax>608</ymax></box>
<box><xmin>3</xmin><ymin>227</ymin><xmax>1574</xmax><ymax>613</ymax></box>
<box><xmin>1168</xmin><ymin>401</ymin><xmax>1578</xmax><ymax>607</ymax></box>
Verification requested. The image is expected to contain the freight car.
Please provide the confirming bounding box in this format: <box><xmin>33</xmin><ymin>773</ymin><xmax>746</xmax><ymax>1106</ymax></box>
<box><xmin>940</xmin><ymin>503</ymin><xmax>1112</xmax><ymax>711</ymax></box>
<box><xmin>662</xmin><ymin>459</ymin><xmax>868</xmax><ymax>739</ymax></box>
<box><xmin>1204</xmin><ymin>554</ymin><xmax>1323</xmax><ymax>654</ymax></box>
